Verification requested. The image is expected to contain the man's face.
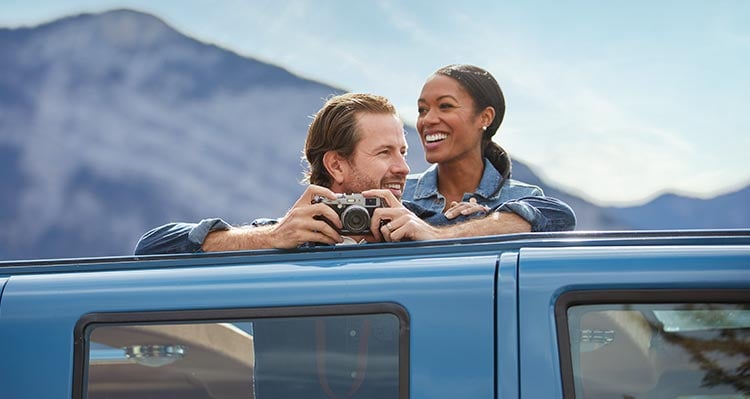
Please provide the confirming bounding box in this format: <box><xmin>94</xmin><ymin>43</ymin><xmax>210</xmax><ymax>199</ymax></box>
<box><xmin>342</xmin><ymin>113</ymin><xmax>410</xmax><ymax>199</ymax></box>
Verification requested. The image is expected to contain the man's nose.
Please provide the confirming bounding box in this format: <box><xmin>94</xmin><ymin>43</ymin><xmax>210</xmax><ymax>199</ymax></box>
<box><xmin>392</xmin><ymin>155</ymin><xmax>410</xmax><ymax>175</ymax></box>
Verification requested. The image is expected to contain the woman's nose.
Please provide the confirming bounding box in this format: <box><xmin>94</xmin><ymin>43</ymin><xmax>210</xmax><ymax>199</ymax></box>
<box><xmin>419</xmin><ymin>107</ymin><xmax>438</xmax><ymax>126</ymax></box>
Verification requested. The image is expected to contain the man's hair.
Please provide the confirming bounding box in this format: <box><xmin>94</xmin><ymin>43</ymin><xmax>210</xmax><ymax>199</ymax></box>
<box><xmin>303</xmin><ymin>93</ymin><xmax>398</xmax><ymax>187</ymax></box>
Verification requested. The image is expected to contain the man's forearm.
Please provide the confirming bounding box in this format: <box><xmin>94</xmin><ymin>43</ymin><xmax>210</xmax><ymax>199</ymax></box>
<box><xmin>201</xmin><ymin>225</ymin><xmax>276</xmax><ymax>252</ymax></box>
<box><xmin>436</xmin><ymin>211</ymin><xmax>531</xmax><ymax>239</ymax></box>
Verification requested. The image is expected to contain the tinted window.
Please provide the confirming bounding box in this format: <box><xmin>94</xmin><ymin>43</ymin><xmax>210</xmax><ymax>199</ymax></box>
<box><xmin>565</xmin><ymin>302</ymin><xmax>750</xmax><ymax>399</ymax></box>
<box><xmin>83</xmin><ymin>311</ymin><xmax>403</xmax><ymax>399</ymax></box>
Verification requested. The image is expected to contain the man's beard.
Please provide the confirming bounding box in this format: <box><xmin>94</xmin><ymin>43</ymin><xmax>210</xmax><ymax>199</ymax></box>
<box><xmin>344</xmin><ymin>162</ymin><xmax>402</xmax><ymax>200</ymax></box>
<box><xmin>345</xmin><ymin>164</ymin><xmax>381</xmax><ymax>194</ymax></box>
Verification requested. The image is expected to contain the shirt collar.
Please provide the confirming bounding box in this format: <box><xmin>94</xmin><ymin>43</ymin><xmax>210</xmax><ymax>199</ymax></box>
<box><xmin>474</xmin><ymin>158</ymin><xmax>504</xmax><ymax>200</ymax></box>
<box><xmin>412</xmin><ymin>158</ymin><xmax>504</xmax><ymax>200</ymax></box>
<box><xmin>412</xmin><ymin>164</ymin><xmax>440</xmax><ymax>200</ymax></box>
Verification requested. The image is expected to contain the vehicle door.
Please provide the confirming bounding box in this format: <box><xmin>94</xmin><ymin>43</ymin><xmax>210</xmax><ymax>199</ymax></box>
<box><xmin>517</xmin><ymin>244</ymin><xmax>750</xmax><ymax>399</ymax></box>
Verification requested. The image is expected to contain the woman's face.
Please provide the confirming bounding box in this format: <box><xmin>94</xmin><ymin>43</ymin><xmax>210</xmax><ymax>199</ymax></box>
<box><xmin>416</xmin><ymin>74</ymin><xmax>487</xmax><ymax>165</ymax></box>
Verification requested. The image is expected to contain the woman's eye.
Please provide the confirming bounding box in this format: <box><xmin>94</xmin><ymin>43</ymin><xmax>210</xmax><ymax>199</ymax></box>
<box><xmin>417</xmin><ymin>107</ymin><xmax>427</xmax><ymax>115</ymax></box>
<box><xmin>439</xmin><ymin>103</ymin><xmax>454</xmax><ymax>109</ymax></box>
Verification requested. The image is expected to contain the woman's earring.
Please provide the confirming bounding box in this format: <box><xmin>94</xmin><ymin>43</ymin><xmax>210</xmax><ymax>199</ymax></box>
<box><xmin>482</xmin><ymin>126</ymin><xmax>487</xmax><ymax>131</ymax></box>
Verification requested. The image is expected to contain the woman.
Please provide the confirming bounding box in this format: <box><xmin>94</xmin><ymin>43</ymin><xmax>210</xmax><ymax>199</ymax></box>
<box><xmin>396</xmin><ymin>64</ymin><xmax>575</xmax><ymax>234</ymax></box>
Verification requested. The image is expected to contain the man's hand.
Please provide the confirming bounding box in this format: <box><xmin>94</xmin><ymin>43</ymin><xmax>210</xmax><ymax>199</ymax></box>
<box><xmin>269</xmin><ymin>185</ymin><xmax>345</xmax><ymax>248</ymax></box>
<box><xmin>363</xmin><ymin>189</ymin><xmax>443</xmax><ymax>242</ymax></box>
<box><xmin>202</xmin><ymin>185</ymin><xmax>345</xmax><ymax>251</ymax></box>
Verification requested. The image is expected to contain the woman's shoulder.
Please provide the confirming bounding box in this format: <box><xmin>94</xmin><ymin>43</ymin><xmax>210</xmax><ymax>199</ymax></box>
<box><xmin>404</xmin><ymin>166</ymin><xmax>439</xmax><ymax>201</ymax></box>
<box><xmin>504</xmin><ymin>177</ymin><xmax>544</xmax><ymax>195</ymax></box>
<box><xmin>405</xmin><ymin>171</ymin><xmax>426</xmax><ymax>185</ymax></box>
<box><xmin>403</xmin><ymin>173</ymin><xmax>422</xmax><ymax>200</ymax></box>
<box><xmin>506</xmin><ymin>177</ymin><xmax>541</xmax><ymax>188</ymax></box>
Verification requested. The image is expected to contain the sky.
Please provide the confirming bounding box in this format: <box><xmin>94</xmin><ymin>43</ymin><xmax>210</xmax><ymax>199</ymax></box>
<box><xmin>2</xmin><ymin>0</ymin><xmax>749</xmax><ymax>206</ymax></box>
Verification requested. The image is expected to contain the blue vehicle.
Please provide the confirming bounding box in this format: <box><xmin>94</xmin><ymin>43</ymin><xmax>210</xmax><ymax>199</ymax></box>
<box><xmin>1</xmin><ymin>230</ymin><xmax>749</xmax><ymax>398</ymax></box>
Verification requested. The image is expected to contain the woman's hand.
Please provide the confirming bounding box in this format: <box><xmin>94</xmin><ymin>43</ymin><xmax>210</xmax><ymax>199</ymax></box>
<box><xmin>444</xmin><ymin>197</ymin><xmax>490</xmax><ymax>219</ymax></box>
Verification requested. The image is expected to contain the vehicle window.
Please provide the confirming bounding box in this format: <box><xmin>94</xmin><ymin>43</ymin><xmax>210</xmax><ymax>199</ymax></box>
<box><xmin>564</xmin><ymin>302</ymin><xmax>750</xmax><ymax>399</ymax></box>
<box><xmin>83</xmin><ymin>311</ymin><xmax>404</xmax><ymax>399</ymax></box>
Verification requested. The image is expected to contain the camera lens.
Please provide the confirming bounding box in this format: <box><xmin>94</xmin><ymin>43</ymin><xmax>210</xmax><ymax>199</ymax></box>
<box><xmin>341</xmin><ymin>205</ymin><xmax>370</xmax><ymax>233</ymax></box>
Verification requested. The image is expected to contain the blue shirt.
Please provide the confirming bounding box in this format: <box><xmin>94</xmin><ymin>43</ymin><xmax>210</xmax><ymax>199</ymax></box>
<box><xmin>402</xmin><ymin>158</ymin><xmax>576</xmax><ymax>232</ymax></box>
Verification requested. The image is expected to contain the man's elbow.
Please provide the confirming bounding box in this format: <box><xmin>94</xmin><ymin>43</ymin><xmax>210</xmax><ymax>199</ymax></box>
<box><xmin>537</xmin><ymin>198</ymin><xmax>577</xmax><ymax>232</ymax></box>
<box><xmin>132</xmin><ymin>223</ymin><xmax>199</xmax><ymax>255</ymax></box>
<box><xmin>504</xmin><ymin>196</ymin><xmax>577</xmax><ymax>232</ymax></box>
<box><xmin>134</xmin><ymin>237</ymin><xmax>156</xmax><ymax>256</ymax></box>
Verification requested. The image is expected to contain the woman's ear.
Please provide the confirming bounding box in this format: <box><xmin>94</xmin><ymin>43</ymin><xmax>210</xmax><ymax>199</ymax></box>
<box><xmin>480</xmin><ymin>106</ymin><xmax>496</xmax><ymax>129</ymax></box>
<box><xmin>323</xmin><ymin>150</ymin><xmax>348</xmax><ymax>184</ymax></box>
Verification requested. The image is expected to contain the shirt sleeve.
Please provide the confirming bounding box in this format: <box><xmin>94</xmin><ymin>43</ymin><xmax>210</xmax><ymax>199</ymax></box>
<box><xmin>134</xmin><ymin>218</ymin><xmax>232</xmax><ymax>255</ymax></box>
<box><xmin>495</xmin><ymin>196</ymin><xmax>577</xmax><ymax>232</ymax></box>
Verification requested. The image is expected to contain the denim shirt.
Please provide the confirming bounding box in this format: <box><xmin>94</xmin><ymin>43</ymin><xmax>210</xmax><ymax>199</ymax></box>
<box><xmin>402</xmin><ymin>158</ymin><xmax>576</xmax><ymax>232</ymax></box>
<box><xmin>135</xmin><ymin>218</ymin><xmax>238</xmax><ymax>255</ymax></box>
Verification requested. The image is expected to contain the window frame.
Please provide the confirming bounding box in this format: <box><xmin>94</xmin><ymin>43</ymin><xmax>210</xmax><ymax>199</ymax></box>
<box><xmin>73</xmin><ymin>302</ymin><xmax>410</xmax><ymax>399</ymax></box>
<box><xmin>554</xmin><ymin>289</ymin><xmax>750</xmax><ymax>399</ymax></box>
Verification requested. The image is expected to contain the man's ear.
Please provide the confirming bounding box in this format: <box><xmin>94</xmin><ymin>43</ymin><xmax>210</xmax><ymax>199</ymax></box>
<box><xmin>323</xmin><ymin>150</ymin><xmax>349</xmax><ymax>184</ymax></box>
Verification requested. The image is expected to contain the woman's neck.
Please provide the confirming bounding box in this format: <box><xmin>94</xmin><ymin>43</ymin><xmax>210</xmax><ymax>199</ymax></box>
<box><xmin>437</xmin><ymin>156</ymin><xmax>485</xmax><ymax>206</ymax></box>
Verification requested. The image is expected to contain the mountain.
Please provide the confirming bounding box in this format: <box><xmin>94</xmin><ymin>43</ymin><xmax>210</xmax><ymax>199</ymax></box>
<box><xmin>607</xmin><ymin>186</ymin><xmax>750</xmax><ymax>230</ymax></box>
<box><xmin>510</xmin><ymin>162</ymin><xmax>635</xmax><ymax>231</ymax></box>
<box><xmin>0</xmin><ymin>9</ymin><xmax>430</xmax><ymax>261</ymax></box>
<box><xmin>1</xmin><ymin>9</ymin><xmax>747</xmax><ymax>261</ymax></box>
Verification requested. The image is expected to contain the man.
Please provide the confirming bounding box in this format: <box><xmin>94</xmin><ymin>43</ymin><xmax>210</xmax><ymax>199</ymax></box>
<box><xmin>135</xmin><ymin>93</ymin><xmax>410</xmax><ymax>254</ymax></box>
<box><xmin>135</xmin><ymin>96</ymin><xmax>409</xmax><ymax>399</ymax></box>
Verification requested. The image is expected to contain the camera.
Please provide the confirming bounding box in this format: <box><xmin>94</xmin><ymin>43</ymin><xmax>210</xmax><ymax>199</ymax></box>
<box><xmin>313</xmin><ymin>193</ymin><xmax>383</xmax><ymax>235</ymax></box>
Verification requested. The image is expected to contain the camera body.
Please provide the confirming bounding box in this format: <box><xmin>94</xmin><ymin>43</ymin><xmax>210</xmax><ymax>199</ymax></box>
<box><xmin>313</xmin><ymin>193</ymin><xmax>383</xmax><ymax>235</ymax></box>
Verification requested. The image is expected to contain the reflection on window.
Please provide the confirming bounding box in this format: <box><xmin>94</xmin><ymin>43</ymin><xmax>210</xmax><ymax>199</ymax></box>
<box><xmin>85</xmin><ymin>313</ymin><xmax>400</xmax><ymax>399</ymax></box>
<box><xmin>567</xmin><ymin>303</ymin><xmax>750</xmax><ymax>399</ymax></box>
